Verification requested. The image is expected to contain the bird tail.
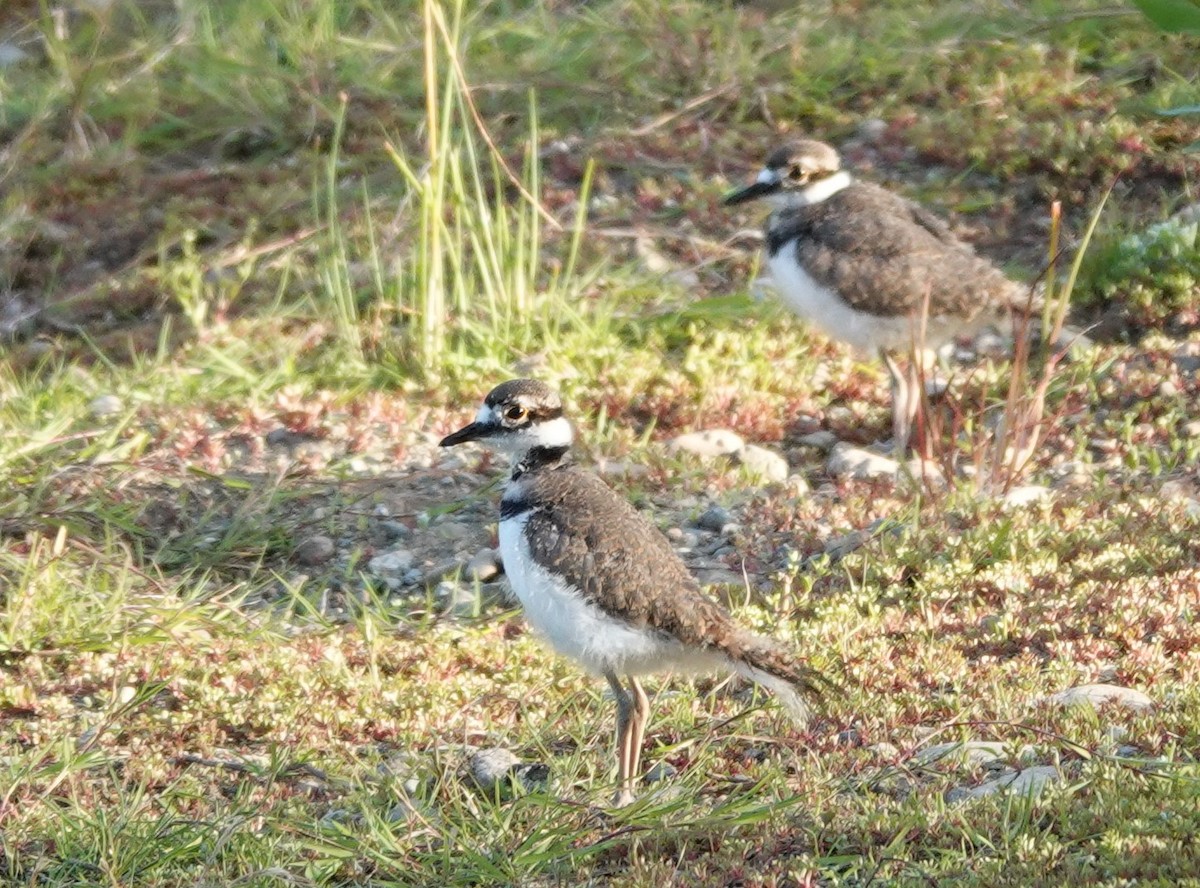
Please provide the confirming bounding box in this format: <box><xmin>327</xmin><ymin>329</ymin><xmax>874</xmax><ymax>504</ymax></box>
<box><xmin>727</xmin><ymin>634</ymin><xmax>830</xmax><ymax>726</ymax></box>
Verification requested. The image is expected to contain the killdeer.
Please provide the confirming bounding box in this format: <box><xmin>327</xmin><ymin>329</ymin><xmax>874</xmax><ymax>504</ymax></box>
<box><xmin>725</xmin><ymin>139</ymin><xmax>1035</xmax><ymax>450</ymax></box>
<box><xmin>440</xmin><ymin>379</ymin><xmax>826</xmax><ymax>807</ymax></box>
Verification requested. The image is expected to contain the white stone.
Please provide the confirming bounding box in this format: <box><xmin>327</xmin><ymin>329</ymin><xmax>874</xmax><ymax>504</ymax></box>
<box><xmin>826</xmin><ymin>444</ymin><xmax>899</xmax><ymax>480</ymax></box>
<box><xmin>1046</xmin><ymin>684</ymin><xmax>1153</xmax><ymax>712</ymax></box>
<box><xmin>735</xmin><ymin>444</ymin><xmax>789</xmax><ymax>482</ymax></box>
<box><xmin>89</xmin><ymin>394</ymin><xmax>123</xmax><ymax>417</ymax></box>
<box><xmin>956</xmin><ymin>765</ymin><xmax>1061</xmax><ymax>801</ymax></box>
<box><xmin>667</xmin><ymin>429</ymin><xmax>745</xmax><ymax>459</ymax></box>
<box><xmin>1002</xmin><ymin>485</ymin><xmax>1050</xmax><ymax>508</ymax></box>
<box><xmin>914</xmin><ymin>741</ymin><xmax>1031</xmax><ymax>768</ymax></box>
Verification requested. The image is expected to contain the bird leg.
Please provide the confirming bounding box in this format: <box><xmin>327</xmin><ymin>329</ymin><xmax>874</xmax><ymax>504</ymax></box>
<box><xmin>627</xmin><ymin>676</ymin><xmax>650</xmax><ymax>784</ymax></box>
<box><xmin>605</xmin><ymin>671</ymin><xmax>636</xmax><ymax>807</ymax></box>
<box><xmin>880</xmin><ymin>349</ymin><xmax>919</xmax><ymax>454</ymax></box>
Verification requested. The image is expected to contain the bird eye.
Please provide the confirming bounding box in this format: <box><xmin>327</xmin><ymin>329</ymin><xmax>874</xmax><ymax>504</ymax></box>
<box><xmin>787</xmin><ymin>163</ymin><xmax>809</xmax><ymax>183</ymax></box>
<box><xmin>505</xmin><ymin>405</ymin><xmax>527</xmax><ymax>422</ymax></box>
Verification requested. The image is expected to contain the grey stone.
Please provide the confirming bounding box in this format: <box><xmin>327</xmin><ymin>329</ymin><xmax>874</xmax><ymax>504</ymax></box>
<box><xmin>826</xmin><ymin>444</ymin><xmax>899</xmax><ymax>480</ymax></box>
<box><xmin>735</xmin><ymin>444</ymin><xmax>789</xmax><ymax>482</ymax></box>
<box><xmin>798</xmin><ymin>430</ymin><xmax>839</xmax><ymax>451</ymax></box>
<box><xmin>464</xmin><ymin>748</ymin><xmax>549</xmax><ymax>798</ymax></box>
<box><xmin>378</xmin><ymin>520</ymin><xmax>412</xmax><ymax>542</ymax></box>
<box><xmin>1046</xmin><ymin>684</ymin><xmax>1153</xmax><ymax>712</ymax></box>
<box><xmin>368</xmin><ymin>548</ymin><xmax>416</xmax><ymax>578</ymax></box>
<box><xmin>1173</xmin><ymin>343</ymin><xmax>1200</xmax><ymax>376</ymax></box>
<box><xmin>465</xmin><ymin>548</ymin><xmax>502</xmax><ymax>583</ymax></box>
<box><xmin>89</xmin><ymin>394</ymin><xmax>123</xmax><ymax>418</ymax></box>
<box><xmin>0</xmin><ymin>43</ymin><xmax>30</xmax><ymax>68</ymax></box>
<box><xmin>781</xmin><ymin>474</ymin><xmax>812</xmax><ymax>496</ymax></box>
<box><xmin>857</xmin><ymin>117</ymin><xmax>888</xmax><ymax>144</ymax></box>
<box><xmin>1183</xmin><ymin>421</ymin><xmax>1200</xmax><ymax>439</ymax></box>
<box><xmin>696</xmin><ymin>505</ymin><xmax>732</xmax><ymax>532</ymax></box>
<box><xmin>914</xmin><ymin>741</ymin><xmax>1009</xmax><ymax>768</ymax></box>
<box><xmin>953</xmin><ymin>765</ymin><xmax>1061</xmax><ymax>801</ymax></box>
<box><xmin>644</xmin><ymin>762</ymin><xmax>677</xmax><ymax>783</ymax></box>
<box><xmin>824</xmin><ymin>530</ymin><xmax>867</xmax><ymax>560</ymax></box>
<box><xmin>868</xmin><ymin>742</ymin><xmax>900</xmax><ymax>759</ymax></box>
<box><xmin>667</xmin><ymin>429</ymin><xmax>745</xmax><ymax>459</ymax></box>
<box><xmin>294</xmin><ymin>535</ymin><xmax>335</xmax><ymax>566</ymax></box>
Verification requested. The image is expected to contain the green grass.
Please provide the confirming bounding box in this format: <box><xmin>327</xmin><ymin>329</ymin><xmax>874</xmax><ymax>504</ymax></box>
<box><xmin>3</xmin><ymin>0</ymin><xmax>1200</xmax><ymax>884</ymax></box>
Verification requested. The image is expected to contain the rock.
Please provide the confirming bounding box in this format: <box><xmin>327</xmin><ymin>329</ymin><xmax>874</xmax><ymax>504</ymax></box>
<box><xmin>594</xmin><ymin>457</ymin><xmax>650</xmax><ymax>479</ymax></box>
<box><xmin>667</xmin><ymin>429</ymin><xmax>745</xmax><ymax>459</ymax></box>
<box><xmin>914</xmin><ymin>741</ymin><xmax>1012</xmax><ymax>768</ymax></box>
<box><xmin>1046</xmin><ymin>684</ymin><xmax>1153</xmax><ymax>712</ymax></box>
<box><xmin>89</xmin><ymin>394</ymin><xmax>123</xmax><ymax>418</ymax></box>
<box><xmin>694</xmin><ymin>567</ymin><xmax>745</xmax><ymax>587</ymax></box>
<box><xmin>826</xmin><ymin>444</ymin><xmax>899</xmax><ymax>480</ymax></box>
<box><xmin>295</xmin><ymin>535</ymin><xmax>335</xmax><ymax>566</ymax></box>
<box><xmin>798</xmin><ymin>430</ymin><xmax>839</xmax><ymax>452</ymax></box>
<box><xmin>695</xmin><ymin>505</ymin><xmax>733</xmax><ymax>533</ymax></box>
<box><xmin>1172</xmin><ymin>202</ymin><xmax>1200</xmax><ymax>225</ymax></box>
<box><xmin>1002</xmin><ymin>485</ymin><xmax>1050</xmax><ymax>508</ymax></box>
<box><xmin>644</xmin><ymin>762</ymin><xmax>677</xmax><ymax>784</ymax></box>
<box><xmin>465</xmin><ymin>548</ymin><xmax>502</xmax><ymax>583</ymax></box>
<box><xmin>824</xmin><ymin>530</ymin><xmax>867</xmax><ymax>560</ymax></box>
<box><xmin>378</xmin><ymin>520</ymin><xmax>412</xmax><ymax>542</ymax></box>
<box><xmin>734</xmin><ymin>444</ymin><xmax>789</xmax><ymax>482</ymax></box>
<box><xmin>368</xmin><ymin>548</ymin><xmax>415</xmax><ymax>579</ymax></box>
<box><xmin>464</xmin><ymin>748</ymin><xmax>549</xmax><ymax>798</ymax></box>
<box><xmin>0</xmin><ymin>43</ymin><xmax>29</xmax><ymax>68</ymax></box>
<box><xmin>1173</xmin><ymin>343</ymin><xmax>1200</xmax><ymax>376</ymax></box>
<box><xmin>868</xmin><ymin>742</ymin><xmax>900</xmax><ymax>759</ymax></box>
<box><xmin>857</xmin><ymin>117</ymin><xmax>888</xmax><ymax>144</ymax></box>
<box><xmin>781</xmin><ymin>474</ymin><xmax>811</xmax><ymax>496</ymax></box>
<box><xmin>951</xmin><ymin>765</ymin><xmax>1061</xmax><ymax>802</ymax></box>
<box><xmin>1183</xmin><ymin>421</ymin><xmax>1200</xmax><ymax>439</ymax></box>
<box><xmin>265</xmin><ymin>427</ymin><xmax>306</xmax><ymax>447</ymax></box>
<box><xmin>1103</xmin><ymin>725</ymin><xmax>1129</xmax><ymax>744</ymax></box>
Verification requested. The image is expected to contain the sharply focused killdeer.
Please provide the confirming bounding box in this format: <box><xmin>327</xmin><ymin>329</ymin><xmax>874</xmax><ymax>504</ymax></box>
<box><xmin>440</xmin><ymin>379</ymin><xmax>826</xmax><ymax>807</ymax></box>
<box><xmin>726</xmin><ymin>139</ymin><xmax>1036</xmax><ymax>450</ymax></box>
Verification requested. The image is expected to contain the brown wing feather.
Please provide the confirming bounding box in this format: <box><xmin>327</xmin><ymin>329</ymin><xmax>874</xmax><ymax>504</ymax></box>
<box><xmin>771</xmin><ymin>183</ymin><xmax>1024</xmax><ymax>321</ymax></box>
<box><xmin>521</xmin><ymin>465</ymin><xmax>827</xmax><ymax>696</ymax></box>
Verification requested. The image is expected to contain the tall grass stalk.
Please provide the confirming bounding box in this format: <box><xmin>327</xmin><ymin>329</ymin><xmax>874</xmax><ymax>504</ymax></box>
<box><xmin>383</xmin><ymin>0</ymin><xmax>593</xmax><ymax>375</ymax></box>
<box><xmin>980</xmin><ymin>192</ymin><xmax>1109</xmax><ymax>494</ymax></box>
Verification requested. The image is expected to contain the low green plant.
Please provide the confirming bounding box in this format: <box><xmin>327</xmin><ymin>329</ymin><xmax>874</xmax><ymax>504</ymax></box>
<box><xmin>1076</xmin><ymin>215</ymin><xmax>1200</xmax><ymax>335</ymax></box>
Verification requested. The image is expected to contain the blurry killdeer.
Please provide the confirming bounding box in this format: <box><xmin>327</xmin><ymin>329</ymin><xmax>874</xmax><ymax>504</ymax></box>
<box><xmin>726</xmin><ymin>139</ymin><xmax>1036</xmax><ymax>450</ymax></box>
<box><xmin>440</xmin><ymin>379</ymin><xmax>825</xmax><ymax>807</ymax></box>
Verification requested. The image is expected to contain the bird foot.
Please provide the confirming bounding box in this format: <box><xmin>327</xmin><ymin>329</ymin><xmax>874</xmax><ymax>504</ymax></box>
<box><xmin>611</xmin><ymin>788</ymin><xmax>637</xmax><ymax>808</ymax></box>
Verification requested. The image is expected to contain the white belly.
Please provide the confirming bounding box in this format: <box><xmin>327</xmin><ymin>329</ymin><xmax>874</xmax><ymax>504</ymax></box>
<box><xmin>497</xmin><ymin>514</ymin><xmax>722</xmax><ymax>677</ymax></box>
<box><xmin>766</xmin><ymin>251</ymin><xmax>914</xmax><ymax>354</ymax></box>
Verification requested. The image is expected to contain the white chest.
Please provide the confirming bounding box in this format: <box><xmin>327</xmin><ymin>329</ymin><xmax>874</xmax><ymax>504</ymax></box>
<box><xmin>766</xmin><ymin>250</ymin><xmax>912</xmax><ymax>355</ymax></box>
<box><xmin>497</xmin><ymin>513</ymin><xmax>715</xmax><ymax>677</ymax></box>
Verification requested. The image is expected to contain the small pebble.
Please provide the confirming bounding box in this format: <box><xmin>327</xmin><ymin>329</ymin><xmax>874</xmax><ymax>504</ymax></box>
<box><xmin>295</xmin><ymin>534</ymin><xmax>336</xmax><ymax>566</ymax></box>
<box><xmin>826</xmin><ymin>444</ymin><xmax>899</xmax><ymax>480</ymax></box>
<box><xmin>644</xmin><ymin>762</ymin><xmax>678</xmax><ymax>784</ymax></box>
<box><xmin>465</xmin><ymin>548</ymin><xmax>502</xmax><ymax>583</ymax></box>
<box><xmin>696</xmin><ymin>505</ymin><xmax>732</xmax><ymax>532</ymax></box>
<box><xmin>89</xmin><ymin>394</ymin><xmax>123</xmax><ymax>418</ymax></box>
<box><xmin>368</xmin><ymin>548</ymin><xmax>416</xmax><ymax>577</ymax></box>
